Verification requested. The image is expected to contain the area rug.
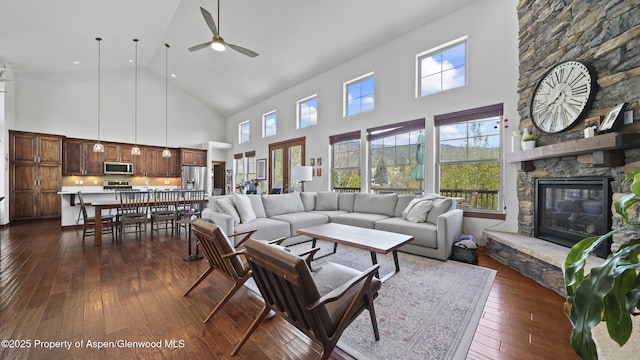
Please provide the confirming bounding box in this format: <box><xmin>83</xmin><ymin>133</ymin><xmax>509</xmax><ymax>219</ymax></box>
<box><xmin>249</xmin><ymin>241</ymin><xmax>496</xmax><ymax>360</ymax></box>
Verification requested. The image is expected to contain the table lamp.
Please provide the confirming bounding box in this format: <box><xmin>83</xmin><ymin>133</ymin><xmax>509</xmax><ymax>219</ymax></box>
<box><xmin>291</xmin><ymin>166</ymin><xmax>313</xmax><ymax>192</ymax></box>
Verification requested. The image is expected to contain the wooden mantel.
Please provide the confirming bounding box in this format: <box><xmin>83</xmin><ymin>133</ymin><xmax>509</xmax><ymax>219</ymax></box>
<box><xmin>506</xmin><ymin>132</ymin><xmax>640</xmax><ymax>172</ymax></box>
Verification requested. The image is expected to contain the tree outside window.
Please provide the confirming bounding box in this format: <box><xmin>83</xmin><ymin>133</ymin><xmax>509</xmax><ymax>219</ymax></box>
<box><xmin>370</xmin><ymin>130</ymin><xmax>423</xmax><ymax>193</ymax></box>
<box><xmin>332</xmin><ymin>139</ymin><xmax>361</xmax><ymax>191</ymax></box>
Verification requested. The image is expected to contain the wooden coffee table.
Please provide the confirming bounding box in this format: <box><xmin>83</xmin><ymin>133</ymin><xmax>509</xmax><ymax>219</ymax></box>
<box><xmin>297</xmin><ymin>223</ymin><xmax>414</xmax><ymax>282</ymax></box>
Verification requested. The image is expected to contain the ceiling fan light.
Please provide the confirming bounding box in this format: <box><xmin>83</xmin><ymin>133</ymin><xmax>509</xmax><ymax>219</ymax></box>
<box><xmin>131</xmin><ymin>145</ymin><xmax>141</xmax><ymax>156</ymax></box>
<box><xmin>211</xmin><ymin>38</ymin><xmax>225</xmax><ymax>51</ymax></box>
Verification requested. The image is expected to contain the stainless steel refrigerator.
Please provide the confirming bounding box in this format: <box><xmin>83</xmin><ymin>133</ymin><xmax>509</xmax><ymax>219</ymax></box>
<box><xmin>181</xmin><ymin>166</ymin><xmax>207</xmax><ymax>191</ymax></box>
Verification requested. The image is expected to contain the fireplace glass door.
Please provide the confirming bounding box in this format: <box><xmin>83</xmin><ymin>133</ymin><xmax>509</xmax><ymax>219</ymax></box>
<box><xmin>534</xmin><ymin>177</ymin><xmax>611</xmax><ymax>258</ymax></box>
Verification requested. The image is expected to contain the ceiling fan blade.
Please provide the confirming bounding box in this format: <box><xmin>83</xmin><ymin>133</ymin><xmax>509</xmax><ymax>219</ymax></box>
<box><xmin>226</xmin><ymin>42</ymin><xmax>259</xmax><ymax>58</ymax></box>
<box><xmin>200</xmin><ymin>7</ymin><xmax>219</xmax><ymax>37</ymax></box>
<box><xmin>188</xmin><ymin>41</ymin><xmax>212</xmax><ymax>52</ymax></box>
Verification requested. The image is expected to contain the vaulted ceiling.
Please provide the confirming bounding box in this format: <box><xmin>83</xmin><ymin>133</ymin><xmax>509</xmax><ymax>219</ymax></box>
<box><xmin>0</xmin><ymin>0</ymin><xmax>476</xmax><ymax>116</ymax></box>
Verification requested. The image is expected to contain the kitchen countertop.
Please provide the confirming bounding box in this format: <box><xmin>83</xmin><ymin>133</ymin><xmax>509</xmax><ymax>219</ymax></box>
<box><xmin>58</xmin><ymin>186</ymin><xmax>179</xmax><ymax>195</ymax></box>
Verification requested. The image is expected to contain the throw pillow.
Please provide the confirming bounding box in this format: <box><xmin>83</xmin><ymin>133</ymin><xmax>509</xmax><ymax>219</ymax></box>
<box><xmin>426</xmin><ymin>198</ymin><xmax>454</xmax><ymax>224</ymax></box>
<box><xmin>233</xmin><ymin>194</ymin><xmax>257</xmax><ymax>224</ymax></box>
<box><xmin>404</xmin><ymin>199</ymin><xmax>433</xmax><ymax>223</ymax></box>
<box><xmin>215</xmin><ymin>197</ymin><xmax>241</xmax><ymax>225</ymax></box>
<box><xmin>316</xmin><ymin>192</ymin><xmax>339</xmax><ymax>211</ymax></box>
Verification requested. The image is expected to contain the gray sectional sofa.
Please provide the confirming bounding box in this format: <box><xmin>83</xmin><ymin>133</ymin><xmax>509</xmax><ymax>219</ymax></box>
<box><xmin>201</xmin><ymin>191</ymin><xmax>463</xmax><ymax>261</ymax></box>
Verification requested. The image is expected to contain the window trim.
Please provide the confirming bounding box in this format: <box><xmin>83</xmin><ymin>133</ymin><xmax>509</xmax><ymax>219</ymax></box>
<box><xmin>297</xmin><ymin>94</ymin><xmax>318</xmax><ymax>129</ymax></box>
<box><xmin>262</xmin><ymin>110</ymin><xmax>277</xmax><ymax>138</ymax></box>
<box><xmin>330</xmin><ymin>130</ymin><xmax>362</xmax><ymax>191</ymax></box>
<box><xmin>343</xmin><ymin>72</ymin><xmax>375</xmax><ymax>117</ymax></box>
<box><xmin>415</xmin><ymin>35</ymin><xmax>468</xmax><ymax>98</ymax></box>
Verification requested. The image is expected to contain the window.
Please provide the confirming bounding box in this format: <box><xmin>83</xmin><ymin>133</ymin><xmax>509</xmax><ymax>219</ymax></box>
<box><xmin>367</xmin><ymin>119</ymin><xmax>425</xmax><ymax>194</ymax></box>
<box><xmin>263</xmin><ymin>111</ymin><xmax>277</xmax><ymax>137</ymax></box>
<box><xmin>234</xmin><ymin>153</ymin><xmax>245</xmax><ymax>186</ymax></box>
<box><xmin>239</xmin><ymin>121</ymin><xmax>250</xmax><ymax>143</ymax></box>
<box><xmin>345</xmin><ymin>73</ymin><xmax>374</xmax><ymax>116</ymax></box>
<box><xmin>330</xmin><ymin>131</ymin><xmax>361</xmax><ymax>192</ymax></box>
<box><xmin>435</xmin><ymin>104</ymin><xmax>503</xmax><ymax>211</ymax></box>
<box><xmin>417</xmin><ymin>37</ymin><xmax>466</xmax><ymax>97</ymax></box>
<box><xmin>298</xmin><ymin>95</ymin><xmax>318</xmax><ymax>128</ymax></box>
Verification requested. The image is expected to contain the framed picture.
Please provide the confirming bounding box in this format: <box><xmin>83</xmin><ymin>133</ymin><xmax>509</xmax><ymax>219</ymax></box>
<box><xmin>309</xmin><ymin>158</ymin><xmax>315</xmax><ymax>166</ymax></box>
<box><xmin>316</xmin><ymin>157</ymin><xmax>322</xmax><ymax>166</ymax></box>
<box><xmin>316</xmin><ymin>167</ymin><xmax>322</xmax><ymax>176</ymax></box>
<box><xmin>256</xmin><ymin>158</ymin><xmax>267</xmax><ymax>180</ymax></box>
<box><xmin>598</xmin><ymin>103</ymin><xmax>627</xmax><ymax>133</ymax></box>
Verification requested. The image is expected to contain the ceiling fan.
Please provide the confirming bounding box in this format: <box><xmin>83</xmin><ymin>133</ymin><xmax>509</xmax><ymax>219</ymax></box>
<box><xmin>188</xmin><ymin>0</ymin><xmax>258</xmax><ymax>58</ymax></box>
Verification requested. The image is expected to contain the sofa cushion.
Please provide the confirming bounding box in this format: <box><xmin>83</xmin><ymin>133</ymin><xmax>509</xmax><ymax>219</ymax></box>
<box><xmin>247</xmin><ymin>194</ymin><xmax>266</xmax><ymax>218</ymax></box>
<box><xmin>404</xmin><ymin>200</ymin><xmax>433</xmax><ymax>223</ymax></box>
<box><xmin>354</xmin><ymin>193</ymin><xmax>397</xmax><ymax>216</ymax></box>
<box><xmin>426</xmin><ymin>198</ymin><xmax>453</xmax><ymax>225</ymax></box>
<box><xmin>394</xmin><ymin>194</ymin><xmax>418</xmax><ymax>217</ymax></box>
<box><xmin>262</xmin><ymin>192</ymin><xmax>305</xmax><ymax>217</ymax></box>
<box><xmin>338</xmin><ymin>193</ymin><xmax>356</xmax><ymax>212</ymax></box>
<box><xmin>316</xmin><ymin>191</ymin><xmax>339</xmax><ymax>211</ymax></box>
<box><xmin>375</xmin><ymin>217</ymin><xmax>438</xmax><ymax>249</ymax></box>
<box><xmin>309</xmin><ymin>210</ymin><xmax>350</xmax><ymax>220</ymax></box>
<box><xmin>331</xmin><ymin>212</ymin><xmax>390</xmax><ymax>229</ymax></box>
<box><xmin>270</xmin><ymin>212</ymin><xmax>329</xmax><ymax>234</ymax></box>
<box><xmin>215</xmin><ymin>197</ymin><xmax>241</xmax><ymax>225</ymax></box>
<box><xmin>233</xmin><ymin>194</ymin><xmax>257</xmax><ymax>224</ymax></box>
<box><xmin>235</xmin><ymin>217</ymin><xmax>291</xmax><ymax>241</ymax></box>
<box><xmin>300</xmin><ymin>192</ymin><xmax>316</xmax><ymax>211</ymax></box>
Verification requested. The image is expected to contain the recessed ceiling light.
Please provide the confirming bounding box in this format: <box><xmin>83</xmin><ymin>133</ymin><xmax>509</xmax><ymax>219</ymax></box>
<box><xmin>129</xmin><ymin>59</ymin><xmax>133</xmax><ymax>63</ymax></box>
<box><xmin>171</xmin><ymin>73</ymin><xmax>176</xmax><ymax>78</ymax></box>
<box><xmin>73</xmin><ymin>61</ymin><xmax>80</xmax><ymax>65</ymax></box>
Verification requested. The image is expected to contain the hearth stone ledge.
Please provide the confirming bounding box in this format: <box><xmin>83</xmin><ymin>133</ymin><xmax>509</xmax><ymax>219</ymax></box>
<box><xmin>483</xmin><ymin>230</ymin><xmax>604</xmax><ymax>297</ymax></box>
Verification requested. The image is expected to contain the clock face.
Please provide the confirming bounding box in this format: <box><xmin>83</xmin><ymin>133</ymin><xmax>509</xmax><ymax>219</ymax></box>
<box><xmin>530</xmin><ymin>60</ymin><xmax>596</xmax><ymax>133</ymax></box>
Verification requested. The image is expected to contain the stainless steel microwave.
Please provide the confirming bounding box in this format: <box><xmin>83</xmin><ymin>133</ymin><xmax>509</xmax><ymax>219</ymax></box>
<box><xmin>104</xmin><ymin>162</ymin><xmax>134</xmax><ymax>175</ymax></box>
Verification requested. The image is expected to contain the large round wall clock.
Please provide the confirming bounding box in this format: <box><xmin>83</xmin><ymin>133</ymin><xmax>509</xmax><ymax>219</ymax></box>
<box><xmin>530</xmin><ymin>60</ymin><xmax>596</xmax><ymax>134</ymax></box>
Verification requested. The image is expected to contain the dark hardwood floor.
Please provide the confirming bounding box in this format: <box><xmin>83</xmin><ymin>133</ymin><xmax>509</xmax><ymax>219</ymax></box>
<box><xmin>0</xmin><ymin>220</ymin><xmax>579</xmax><ymax>359</ymax></box>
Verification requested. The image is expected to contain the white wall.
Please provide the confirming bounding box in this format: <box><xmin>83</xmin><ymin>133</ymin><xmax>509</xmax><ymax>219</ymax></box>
<box><xmin>226</xmin><ymin>0</ymin><xmax>521</xmax><ymax>238</ymax></box>
<box><xmin>13</xmin><ymin>68</ymin><xmax>224</xmax><ymax>147</ymax></box>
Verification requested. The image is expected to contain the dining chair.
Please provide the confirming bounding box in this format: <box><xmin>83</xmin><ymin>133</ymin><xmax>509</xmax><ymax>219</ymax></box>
<box><xmin>76</xmin><ymin>191</ymin><xmax>115</xmax><ymax>244</ymax></box>
<box><xmin>177</xmin><ymin>190</ymin><xmax>207</xmax><ymax>235</ymax></box>
<box><xmin>117</xmin><ymin>190</ymin><xmax>149</xmax><ymax>242</ymax></box>
<box><xmin>232</xmin><ymin>238</ymin><xmax>381</xmax><ymax>359</ymax></box>
<box><xmin>150</xmin><ymin>190</ymin><xmax>180</xmax><ymax>237</ymax></box>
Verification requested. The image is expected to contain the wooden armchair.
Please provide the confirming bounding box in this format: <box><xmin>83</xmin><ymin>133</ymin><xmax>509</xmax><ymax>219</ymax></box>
<box><xmin>185</xmin><ymin>219</ymin><xmax>284</xmax><ymax>323</ymax></box>
<box><xmin>233</xmin><ymin>238</ymin><xmax>381</xmax><ymax>359</ymax></box>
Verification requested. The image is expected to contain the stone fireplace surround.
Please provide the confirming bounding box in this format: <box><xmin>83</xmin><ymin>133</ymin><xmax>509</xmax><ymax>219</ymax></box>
<box><xmin>483</xmin><ymin>134</ymin><xmax>640</xmax><ymax>296</ymax></box>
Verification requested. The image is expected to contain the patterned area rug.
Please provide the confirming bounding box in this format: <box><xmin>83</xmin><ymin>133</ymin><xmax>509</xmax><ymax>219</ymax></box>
<box><xmin>284</xmin><ymin>241</ymin><xmax>497</xmax><ymax>360</ymax></box>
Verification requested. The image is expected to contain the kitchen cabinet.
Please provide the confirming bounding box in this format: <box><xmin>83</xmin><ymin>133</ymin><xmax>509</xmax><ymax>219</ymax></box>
<box><xmin>157</xmin><ymin>148</ymin><xmax>179</xmax><ymax>177</ymax></box>
<box><xmin>180</xmin><ymin>148</ymin><xmax>207</xmax><ymax>167</ymax></box>
<box><xmin>105</xmin><ymin>143</ymin><xmax>135</xmax><ymax>163</ymax></box>
<box><xmin>9</xmin><ymin>131</ymin><xmax>63</xmax><ymax>220</ymax></box>
<box><xmin>142</xmin><ymin>146</ymin><xmax>158</xmax><ymax>176</ymax></box>
<box><xmin>63</xmin><ymin>138</ymin><xmax>104</xmax><ymax>176</ymax></box>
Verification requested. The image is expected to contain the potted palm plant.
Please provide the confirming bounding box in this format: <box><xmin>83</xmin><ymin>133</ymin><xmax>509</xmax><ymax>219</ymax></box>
<box><xmin>564</xmin><ymin>170</ymin><xmax>640</xmax><ymax>359</ymax></box>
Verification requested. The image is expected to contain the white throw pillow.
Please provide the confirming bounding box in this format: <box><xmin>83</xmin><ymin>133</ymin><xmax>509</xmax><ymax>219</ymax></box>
<box><xmin>404</xmin><ymin>200</ymin><xmax>433</xmax><ymax>223</ymax></box>
<box><xmin>215</xmin><ymin>197</ymin><xmax>241</xmax><ymax>225</ymax></box>
<box><xmin>233</xmin><ymin>194</ymin><xmax>257</xmax><ymax>224</ymax></box>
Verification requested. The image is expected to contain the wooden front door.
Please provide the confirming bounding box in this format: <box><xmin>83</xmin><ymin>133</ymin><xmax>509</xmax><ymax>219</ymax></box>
<box><xmin>268</xmin><ymin>137</ymin><xmax>305</xmax><ymax>193</ymax></box>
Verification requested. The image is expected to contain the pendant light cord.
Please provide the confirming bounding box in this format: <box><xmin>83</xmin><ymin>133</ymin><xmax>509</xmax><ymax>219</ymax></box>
<box><xmin>134</xmin><ymin>39</ymin><xmax>138</xmax><ymax>145</ymax></box>
<box><xmin>165</xmin><ymin>43</ymin><xmax>169</xmax><ymax>149</ymax></box>
<box><xmin>96</xmin><ymin>37</ymin><xmax>101</xmax><ymax>141</ymax></box>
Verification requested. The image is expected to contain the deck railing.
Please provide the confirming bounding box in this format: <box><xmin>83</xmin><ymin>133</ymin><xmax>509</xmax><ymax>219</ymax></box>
<box><xmin>333</xmin><ymin>187</ymin><xmax>499</xmax><ymax>210</ymax></box>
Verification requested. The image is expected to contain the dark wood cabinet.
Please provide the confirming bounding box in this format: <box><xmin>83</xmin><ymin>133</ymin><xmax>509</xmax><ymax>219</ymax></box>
<box><xmin>63</xmin><ymin>138</ymin><xmax>104</xmax><ymax>176</ymax></box>
<box><xmin>180</xmin><ymin>148</ymin><xmax>207</xmax><ymax>166</ymax></box>
<box><xmin>105</xmin><ymin>143</ymin><xmax>134</xmax><ymax>163</ymax></box>
<box><xmin>157</xmin><ymin>148</ymin><xmax>179</xmax><ymax>177</ymax></box>
<box><xmin>9</xmin><ymin>131</ymin><xmax>62</xmax><ymax>221</ymax></box>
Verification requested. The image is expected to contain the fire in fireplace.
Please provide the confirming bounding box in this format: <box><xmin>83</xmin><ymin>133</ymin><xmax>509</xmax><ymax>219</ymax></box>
<box><xmin>534</xmin><ymin>177</ymin><xmax>611</xmax><ymax>258</ymax></box>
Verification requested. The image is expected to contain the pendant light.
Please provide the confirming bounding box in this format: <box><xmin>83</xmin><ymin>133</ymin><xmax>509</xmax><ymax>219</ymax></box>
<box><xmin>131</xmin><ymin>39</ymin><xmax>141</xmax><ymax>156</ymax></box>
<box><xmin>92</xmin><ymin>37</ymin><xmax>105</xmax><ymax>152</ymax></box>
<box><xmin>162</xmin><ymin>43</ymin><xmax>171</xmax><ymax>158</ymax></box>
